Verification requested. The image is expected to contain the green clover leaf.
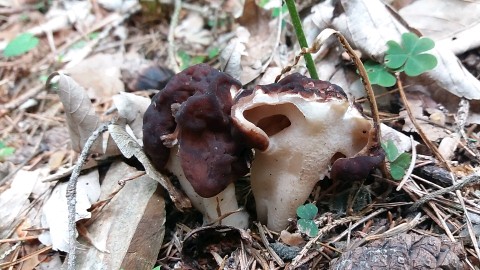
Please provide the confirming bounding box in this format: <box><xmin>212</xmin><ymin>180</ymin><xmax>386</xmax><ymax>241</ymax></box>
<box><xmin>384</xmin><ymin>32</ymin><xmax>437</xmax><ymax>76</ymax></box>
<box><xmin>364</xmin><ymin>60</ymin><xmax>396</xmax><ymax>87</ymax></box>
<box><xmin>297</xmin><ymin>219</ymin><xmax>318</xmax><ymax>237</ymax></box>
<box><xmin>390</xmin><ymin>152</ymin><xmax>412</xmax><ymax>180</ymax></box>
<box><xmin>296</xmin><ymin>203</ymin><xmax>318</xmax><ymax>220</ymax></box>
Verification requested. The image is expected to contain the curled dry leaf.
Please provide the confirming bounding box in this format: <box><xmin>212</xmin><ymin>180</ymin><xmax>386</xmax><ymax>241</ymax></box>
<box><xmin>112</xmin><ymin>92</ymin><xmax>151</xmax><ymax>140</ymax></box>
<box><xmin>108</xmin><ymin>124</ymin><xmax>191</xmax><ymax>210</ymax></box>
<box><xmin>38</xmin><ymin>170</ymin><xmax>100</xmax><ymax>252</ymax></box>
<box><xmin>51</xmin><ymin>72</ymin><xmax>103</xmax><ymax>154</ymax></box>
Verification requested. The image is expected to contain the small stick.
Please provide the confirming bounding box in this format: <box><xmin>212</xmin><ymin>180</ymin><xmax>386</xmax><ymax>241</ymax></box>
<box><xmin>66</xmin><ymin>120</ymin><xmax>113</xmax><ymax>270</ymax></box>
<box><xmin>396</xmin><ymin>73</ymin><xmax>450</xmax><ymax>170</ymax></box>
<box><xmin>168</xmin><ymin>0</ymin><xmax>182</xmax><ymax>73</ymax></box>
<box><xmin>396</xmin><ymin>135</ymin><xmax>417</xmax><ymax>191</ymax></box>
<box><xmin>410</xmin><ymin>172</ymin><xmax>480</xmax><ymax>211</ymax></box>
<box><xmin>254</xmin><ymin>222</ymin><xmax>285</xmax><ymax>267</ymax></box>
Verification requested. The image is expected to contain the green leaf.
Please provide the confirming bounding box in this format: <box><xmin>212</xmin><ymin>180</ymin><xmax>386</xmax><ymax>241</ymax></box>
<box><xmin>404</xmin><ymin>53</ymin><xmax>437</xmax><ymax>76</ymax></box>
<box><xmin>272</xmin><ymin>4</ymin><xmax>288</xmax><ymax>17</ymax></box>
<box><xmin>384</xmin><ymin>33</ymin><xmax>437</xmax><ymax>76</ymax></box>
<box><xmin>364</xmin><ymin>60</ymin><xmax>396</xmax><ymax>87</ymax></box>
<box><xmin>207</xmin><ymin>47</ymin><xmax>220</xmax><ymax>59</ymax></box>
<box><xmin>3</xmin><ymin>33</ymin><xmax>39</xmax><ymax>57</ymax></box>
<box><xmin>296</xmin><ymin>203</ymin><xmax>318</xmax><ymax>220</ymax></box>
<box><xmin>152</xmin><ymin>266</ymin><xmax>161</xmax><ymax>270</ymax></box>
<box><xmin>298</xmin><ymin>219</ymin><xmax>318</xmax><ymax>237</ymax></box>
<box><xmin>0</xmin><ymin>141</ymin><xmax>15</xmax><ymax>159</ymax></box>
<box><xmin>390</xmin><ymin>152</ymin><xmax>412</xmax><ymax>180</ymax></box>
<box><xmin>385</xmin><ymin>41</ymin><xmax>408</xmax><ymax>69</ymax></box>
<box><xmin>381</xmin><ymin>139</ymin><xmax>400</xmax><ymax>162</ymax></box>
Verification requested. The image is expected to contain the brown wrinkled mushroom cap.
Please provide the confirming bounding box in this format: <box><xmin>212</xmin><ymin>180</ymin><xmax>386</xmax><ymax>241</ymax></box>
<box><xmin>143</xmin><ymin>64</ymin><xmax>250</xmax><ymax>198</ymax></box>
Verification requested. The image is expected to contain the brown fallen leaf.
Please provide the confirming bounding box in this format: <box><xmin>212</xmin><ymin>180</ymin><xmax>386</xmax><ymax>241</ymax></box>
<box><xmin>75</xmin><ymin>161</ymin><xmax>166</xmax><ymax>269</ymax></box>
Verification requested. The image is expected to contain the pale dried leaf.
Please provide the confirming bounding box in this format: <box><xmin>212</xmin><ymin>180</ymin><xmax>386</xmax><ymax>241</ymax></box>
<box><xmin>108</xmin><ymin>124</ymin><xmax>191</xmax><ymax>210</ymax></box>
<box><xmin>399</xmin><ymin>99</ymin><xmax>448</xmax><ymax>142</ymax></box>
<box><xmin>327</xmin><ymin>0</ymin><xmax>480</xmax><ymax>100</ymax></box>
<box><xmin>221</xmin><ymin>26</ymin><xmax>249</xmax><ymax>81</ymax></box>
<box><xmin>175</xmin><ymin>13</ymin><xmax>212</xmax><ymax>48</ymax></box>
<box><xmin>0</xmin><ymin>169</ymin><xmax>46</xmax><ymax>238</ymax></box>
<box><xmin>112</xmin><ymin>92</ymin><xmax>151</xmax><ymax>140</ymax></box>
<box><xmin>381</xmin><ymin>123</ymin><xmax>415</xmax><ymax>153</ymax></box>
<box><xmin>27</xmin><ymin>1</ymin><xmax>94</xmax><ymax>35</ymax></box>
<box><xmin>399</xmin><ymin>0</ymin><xmax>480</xmax><ymax>54</ymax></box>
<box><xmin>66</xmin><ymin>53</ymin><xmax>125</xmax><ymax>101</ymax></box>
<box><xmin>38</xmin><ymin>170</ymin><xmax>100</xmax><ymax>251</ymax></box>
<box><xmin>438</xmin><ymin>134</ymin><xmax>460</xmax><ymax>161</ymax></box>
<box><xmin>76</xmin><ymin>161</ymin><xmax>165</xmax><ymax>269</ymax></box>
<box><xmin>55</xmin><ymin>73</ymin><xmax>103</xmax><ymax>153</ymax></box>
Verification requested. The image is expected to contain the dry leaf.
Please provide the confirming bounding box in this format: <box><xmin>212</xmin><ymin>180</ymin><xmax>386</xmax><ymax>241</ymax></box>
<box><xmin>27</xmin><ymin>1</ymin><xmax>95</xmax><ymax>35</ymax></box>
<box><xmin>399</xmin><ymin>0</ymin><xmax>480</xmax><ymax>55</ymax></box>
<box><xmin>220</xmin><ymin>26</ymin><xmax>249</xmax><ymax>81</ymax></box>
<box><xmin>0</xmin><ymin>169</ymin><xmax>45</xmax><ymax>238</ymax></box>
<box><xmin>399</xmin><ymin>98</ymin><xmax>449</xmax><ymax>142</ymax></box>
<box><xmin>76</xmin><ymin>161</ymin><xmax>165</xmax><ymax>269</ymax></box>
<box><xmin>112</xmin><ymin>92</ymin><xmax>151</xmax><ymax>140</ymax></box>
<box><xmin>175</xmin><ymin>12</ymin><xmax>212</xmax><ymax>48</ymax></box>
<box><xmin>54</xmin><ymin>73</ymin><xmax>103</xmax><ymax>153</ymax></box>
<box><xmin>325</xmin><ymin>0</ymin><xmax>480</xmax><ymax>101</ymax></box>
<box><xmin>66</xmin><ymin>53</ymin><xmax>125</xmax><ymax>101</ymax></box>
<box><xmin>108</xmin><ymin>124</ymin><xmax>191</xmax><ymax>210</ymax></box>
<box><xmin>38</xmin><ymin>170</ymin><xmax>100</xmax><ymax>251</ymax></box>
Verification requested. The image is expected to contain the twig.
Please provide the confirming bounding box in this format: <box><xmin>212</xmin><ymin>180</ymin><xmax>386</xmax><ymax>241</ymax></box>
<box><xmin>254</xmin><ymin>222</ymin><xmax>285</xmax><ymax>267</ymax></box>
<box><xmin>409</xmin><ymin>172</ymin><xmax>480</xmax><ymax>211</ymax></box>
<box><xmin>328</xmin><ymin>208</ymin><xmax>387</xmax><ymax>244</ymax></box>
<box><xmin>0</xmin><ymin>84</ymin><xmax>44</xmax><ymax>119</ymax></box>
<box><xmin>365</xmin><ymin>213</ymin><xmax>425</xmax><ymax>241</ymax></box>
<box><xmin>285</xmin><ymin>0</ymin><xmax>318</xmax><ymax>79</ymax></box>
<box><xmin>396</xmin><ymin>73</ymin><xmax>450</xmax><ymax>170</ymax></box>
<box><xmin>168</xmin><ymin>0</ymin><xmax>182</xmax><ymax>73</ymax></box>
<box><xmin>290</xmin><ymin>211</ymin><xmax>382</xmax><ymax>268</ymax></box>
<box><xmin>396</xmin><ymin>135</ymin><xmax>417</xmax><ymax>191</ymax></box>
<box><xmin>66</xmin><ymin>121</ymin><xmax>113</xmax><ymax>270</ymax></box>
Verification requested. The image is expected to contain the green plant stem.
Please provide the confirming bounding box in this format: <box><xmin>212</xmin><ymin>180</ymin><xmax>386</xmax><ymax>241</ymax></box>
<box><xmin>285</xmin><ymin>0</ymin><xmax>318</xmax><ymax>79</ymax></box>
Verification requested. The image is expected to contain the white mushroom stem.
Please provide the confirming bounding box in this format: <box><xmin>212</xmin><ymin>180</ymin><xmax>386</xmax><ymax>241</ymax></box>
<box><xmin>166</xmin><ymin>146</ymin><xmax>249</xmax><ymax>229</ymax></box>
<box><xmin>233</xmin><ymin>92</ymin><xmax>371</xmax><ymax>231</ymax></box>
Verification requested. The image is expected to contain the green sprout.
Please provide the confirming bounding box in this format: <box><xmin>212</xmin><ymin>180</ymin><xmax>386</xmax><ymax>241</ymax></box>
<box><xmin>3</xmin><ymin>33</ymin><xmax>39</xmax><ymax>57</ymax></box>
<box><xmin>296</xmin><ymin>203</ymin><xmax>318</xmax><ymax>237</ymax></box>
<box><xmin>365</xmin><ymin>32</ymin><xmax>437</xmax><ymax>87</ymax></box>
<box><xmin>382</xmin><ymin>139</ymin><xmax>412</xmax><ymax>180</ymax></box>
<box><xmin>0</xmin><ymin>141</ymin><xmax>15</xmax><ymax>161</ymax></box>
<box><xmin>177</xmin><ymin>50</ymin><xmax>206</xmax><ymax>71</ymax></box>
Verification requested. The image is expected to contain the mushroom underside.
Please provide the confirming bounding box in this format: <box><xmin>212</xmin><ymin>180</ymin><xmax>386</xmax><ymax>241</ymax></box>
<box><xmin>235</xmin><ymin>97</ymin><xmax>372</xmax><ymax>231</ymax></box>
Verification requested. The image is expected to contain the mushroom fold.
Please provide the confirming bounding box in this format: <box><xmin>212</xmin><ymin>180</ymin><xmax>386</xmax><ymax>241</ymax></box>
<box><xmin>231</xmin><ymin>73</ymin><xmax>374</xmax><ymax>231</ymax></box>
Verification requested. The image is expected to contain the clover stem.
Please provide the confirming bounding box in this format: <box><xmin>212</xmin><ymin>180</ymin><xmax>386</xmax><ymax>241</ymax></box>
<box><xmin>285</xmin><ymin>0</ymin><xmax>318</xmax><ymax>79</ymax></box>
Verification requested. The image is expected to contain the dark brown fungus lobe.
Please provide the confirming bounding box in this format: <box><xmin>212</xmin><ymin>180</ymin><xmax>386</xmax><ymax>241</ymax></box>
<box><xmin>330</xmin><ymin>150</ymin><xmax>385</xmax><ymax>182</ymax></box>
<box><xmin>142</xmin><ymin>64</ymin><xmax>249</xmax><ymax>198</ymax></box>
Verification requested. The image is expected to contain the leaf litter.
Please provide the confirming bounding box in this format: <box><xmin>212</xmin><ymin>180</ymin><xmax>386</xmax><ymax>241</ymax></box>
<box><xmin>1</xmin><ymin>0</ymin><xmax>480</xmax><ymax>269</ymax></box>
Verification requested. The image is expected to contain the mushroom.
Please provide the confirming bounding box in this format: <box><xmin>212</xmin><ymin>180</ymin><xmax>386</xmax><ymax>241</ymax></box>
<box><xmin>143</xmin><ymin>64</ymin><xmax>250</xmax><ymax>228</ymax></box>
<box><xmin>231</xmin><ymin>73</ymin><xmax>377</xmax><ymax>231</ymax></box>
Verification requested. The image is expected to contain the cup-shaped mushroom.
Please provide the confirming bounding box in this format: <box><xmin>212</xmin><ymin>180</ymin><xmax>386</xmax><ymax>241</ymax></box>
<box><xmin>231</xmin><ymin>73</ymin><xmax>372</xmax><ymax>231</ymax></box>
<box><xmin>143</xmin><ymin>64</ymin><xmax>251</xmax><ymax>228</ymax></box>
